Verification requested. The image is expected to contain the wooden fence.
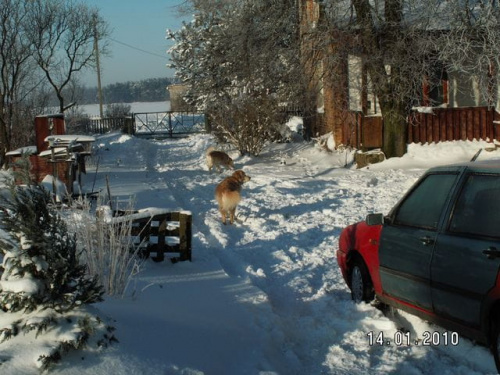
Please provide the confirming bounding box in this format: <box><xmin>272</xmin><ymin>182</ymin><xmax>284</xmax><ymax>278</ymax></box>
<box><xmin>320</xmin><ymin>106</ymin><xmax>500</xmax><ymax>150</ymax></box>
<box><xmin>66</xmin><ymin>116</ymin><xmax>130</xmax><ymax>134</ymax></box>
<box><xmin>87</xmin><ymin>117</ymin><xmax>131</xmax><ymax>134</ymax></box>
<box><xmin>71</xmin><ymin>107</ymin><xmax>499</xmax><ymax>149</ymax></box>
<box><xmin>112</xmin><ymin>209</ymin><xmax>192</xmax><ymax>263</ymax></box>
<box><xmin>67</xmin><ymin>112</ymin><xmax>206</xmax><ymax>137</ymax></box>
<box><xmin>408</xmin><ymin>107</ymin><xmax>499</xmax><ymax>144</ymax></box>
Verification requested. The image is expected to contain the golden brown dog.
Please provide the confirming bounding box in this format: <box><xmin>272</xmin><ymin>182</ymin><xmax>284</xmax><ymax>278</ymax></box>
<box><xmin>215</xmin><ymin>170</ymin><xmax>251</xmax><ymax>225</ymax></box>
<box><xmin>206</xmin><ymin>146</ymin><xmax>234</xmax><ymax>173</ymax></box>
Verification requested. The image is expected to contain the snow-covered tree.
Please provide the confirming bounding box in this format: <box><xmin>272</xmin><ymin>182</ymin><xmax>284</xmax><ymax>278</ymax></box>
<box><xmin>168</xmin><ymin>0</ymin><xmax>303</xmax><ymax>155</ymax></box>
<box><xmin>0</xmin><ymin>185</ymin><xmax>111</xmax><ymax>370</ymax></box>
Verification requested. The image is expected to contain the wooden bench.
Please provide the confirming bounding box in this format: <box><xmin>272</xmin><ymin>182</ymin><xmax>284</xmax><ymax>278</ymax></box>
<box><xmin>112</xmin><ymin>208</ymin><xmax>192</xmax><ymax>263</ymax></box>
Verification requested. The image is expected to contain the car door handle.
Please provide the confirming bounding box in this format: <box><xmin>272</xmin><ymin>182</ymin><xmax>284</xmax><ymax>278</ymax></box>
<box><xmin>483</xmin><ymin>247</ymin><xmax>500</xmax><ymax>259</ymax></box>
<box><xmin>419</xmin><ymin>236</ymin><xmax>435</xmax><ymax>246</ymax></box>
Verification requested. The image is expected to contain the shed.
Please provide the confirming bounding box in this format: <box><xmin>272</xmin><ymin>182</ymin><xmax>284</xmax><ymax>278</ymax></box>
<box><xmin>6</xmin><ymin>114</ymin><xmax>95</xmax><ymax>198</ymax></box>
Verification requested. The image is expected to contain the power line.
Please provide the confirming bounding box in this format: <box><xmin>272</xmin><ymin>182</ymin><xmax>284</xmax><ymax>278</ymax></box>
<box><xmin>110</xmin><ymin>38</ymin><xmax>169</xmax><ymax>60</ymax></box>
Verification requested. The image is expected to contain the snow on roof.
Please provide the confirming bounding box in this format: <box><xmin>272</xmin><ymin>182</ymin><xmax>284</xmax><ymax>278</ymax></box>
<box><xmin>39</xmin><ymin>147</ymin><xmax>69</xmax><ymax>158</ymax></box>
<box><xmin>5</xmin><ymin>146</ymin><xmax>37</xmax><ymax>156</ymax></box>
<box><xmin>45</xmin><ymin>135</ymin><xmax>96</xmax><ymax>143</ymax></box>
<box><xmin>35</xmin><ymin>113</ymin><xmax>63</xmax><ymax>118</ymax></box>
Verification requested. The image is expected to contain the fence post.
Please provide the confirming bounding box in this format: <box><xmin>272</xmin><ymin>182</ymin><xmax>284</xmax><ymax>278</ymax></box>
<box><xmin>168</xmin><ymin>112</ymin><xmax>173</xmax><ymax>138</ymax></box>
<box><xmin>205</xmin><ymin>113</ymin><xmax>212</xmax><ymax>133</ymax></box>
<box><xmin>124</xmin><ymin>116</ymin><xmax>134</xmax><ymax>135</ymax></box>
<box><xmin>179</xmin><ymin>211</ymin><xmax>192</xmax><ymax>261</ymax></box>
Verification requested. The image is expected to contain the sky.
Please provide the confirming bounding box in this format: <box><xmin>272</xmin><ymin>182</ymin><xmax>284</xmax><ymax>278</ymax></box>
<box><xmin>80</xmin><ymin>0</ymin><xmax>189</xmax><ymax>87</ymax></box>
<box><xmin>1</xmin><ymin>103</ymin><xmax>500</xmax><ymax>373</ymax></box>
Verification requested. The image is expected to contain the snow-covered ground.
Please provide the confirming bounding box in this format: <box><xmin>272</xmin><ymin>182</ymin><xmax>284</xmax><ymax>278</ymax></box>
<box><xmin>2</xmin><ymin>126</ymin><xmax>500</xmax><ymax>374</ymax></box>
<box><xmin>80</xmin><ymin>101</ymin><xmax>170</xmax><ymax>116</ymax></box>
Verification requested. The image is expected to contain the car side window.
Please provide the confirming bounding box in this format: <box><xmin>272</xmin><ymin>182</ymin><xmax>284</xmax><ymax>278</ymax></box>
<box><xmin>393</xmin><ymin>174</ymin><xmax>458</xmax><ymax>230</ymax></box>
<box><xmin>449</xmin><ymin>174</ymin><xmax>500</xmax><ymax>238</ymax></box>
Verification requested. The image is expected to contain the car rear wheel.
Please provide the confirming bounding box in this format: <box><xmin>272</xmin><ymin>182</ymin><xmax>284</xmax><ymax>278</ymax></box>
<box><xmin>350</xmin><ymin>259</ymin><xmax>374</xmax><ymax>303</ymax></box>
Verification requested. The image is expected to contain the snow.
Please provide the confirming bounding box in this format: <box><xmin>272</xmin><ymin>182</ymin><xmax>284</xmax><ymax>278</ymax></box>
<box><xmin>1</xmin><ymin>121</ymin><xmax>500</xmax><ymax>374</ymax></box>
<box><xmin>45</xmin><ymin>135</ymin><xmax>96</xmax><ymax>142</ymax></box>
<box><xmin>0</xmin><ymin>276</ymin><xmax>41</xmax><ymax>295</ymax></box>
<box><xmin>5</xmin><ymin>146</ymin><xmax>38</xmax><ymax>156</ymax></box>
<box><xmin>41</xmin><ymin>174</ymin><xmax>68</xmax><ymax>201</ymax></box>
<box><xmin>79</xmin><ymin>101</ymin><xmax>170</xmax><ymax>117</ymax></box>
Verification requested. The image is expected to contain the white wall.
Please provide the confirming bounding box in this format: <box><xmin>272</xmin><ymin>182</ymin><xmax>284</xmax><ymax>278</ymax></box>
<box><xmin>347</xmin><ymin>55</ymin><xmax>380</xmax><ymax>114</ymax></box>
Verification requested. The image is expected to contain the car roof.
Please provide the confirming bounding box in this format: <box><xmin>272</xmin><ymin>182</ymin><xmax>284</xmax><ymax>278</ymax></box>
<box><xmin>427</xmin><ymin>159</ymin><xmax>500</xmax><ymax>174</ymax></box>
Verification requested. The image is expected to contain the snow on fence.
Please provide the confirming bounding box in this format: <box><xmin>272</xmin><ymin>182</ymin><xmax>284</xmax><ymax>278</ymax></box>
<box><xmin>111</xmin><ymin>208</ymin><xmax>192</xmax><ymax>263</ymax></box>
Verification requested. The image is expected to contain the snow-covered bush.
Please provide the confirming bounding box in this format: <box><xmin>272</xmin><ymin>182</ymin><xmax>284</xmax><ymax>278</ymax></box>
<box><xmin>280</xmin><ymin>116</ymin><xmax>304</xmax><ymax>142</ymax></box>
<box><xmin>209</xmin><ymin>93</ymin><xmax>288</xmax><ymax>156</ymax></box>
<box><xmin>105</xmin><ymin>103</ymin><xmax>131</xmax><ymax>118</ymax></box>
<box><xmin>0</xmin><ymin>185</ymin><xmax>113</xmax><ymax>371</ymax></box>
<box><xmin>63</xmin><ymin>198</ymin><xmax>144</xmax><ymax>297</ymax></box>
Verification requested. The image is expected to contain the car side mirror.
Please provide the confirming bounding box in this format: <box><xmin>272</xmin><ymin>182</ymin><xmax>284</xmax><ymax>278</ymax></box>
<box><xmin>366</xmin><ymin>213</ymin><xmax>384</xmax><ymax>226</ymax></box>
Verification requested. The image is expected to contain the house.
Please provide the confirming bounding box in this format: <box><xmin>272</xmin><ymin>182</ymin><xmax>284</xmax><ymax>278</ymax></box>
<box><xmin>298</xmin><ymin>0</ymin><xmax>500</xmax><ymax>150</ymax></box>
<box><xmin>167</xmin><ymin>84</ymin><xmax>195</xmax><ymax>112</ymax></box>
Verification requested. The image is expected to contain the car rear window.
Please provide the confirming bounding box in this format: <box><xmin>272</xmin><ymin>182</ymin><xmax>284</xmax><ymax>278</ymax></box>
<box><xmin>449</xmin><ymin>174</ymin><xmax>500</xmax><ymax>238</ymax></box>
<box><xmin>393</xmin><ymin>173</ymin><xmax>458</xmax><ymax>230</ymax></box>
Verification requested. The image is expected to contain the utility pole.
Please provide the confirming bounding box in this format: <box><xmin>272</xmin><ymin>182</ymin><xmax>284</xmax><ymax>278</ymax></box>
<box><xmin>93</xmin><ymin>13</ymin><xmax>104</xmax><ymax>118</ymax></box>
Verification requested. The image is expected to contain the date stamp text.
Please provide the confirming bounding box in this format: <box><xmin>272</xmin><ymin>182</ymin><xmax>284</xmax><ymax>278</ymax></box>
<box><xmin>367</xmin><ymin>330</ymin><xmax>459</xmax><ymax>347</ymax></box>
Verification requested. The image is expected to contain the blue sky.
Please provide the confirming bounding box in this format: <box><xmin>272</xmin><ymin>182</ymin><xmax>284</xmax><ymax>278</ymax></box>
<box><xmin>81</xmin><ymin>0</ymin><xmax>188</xmax><ymax>87</ymax></box>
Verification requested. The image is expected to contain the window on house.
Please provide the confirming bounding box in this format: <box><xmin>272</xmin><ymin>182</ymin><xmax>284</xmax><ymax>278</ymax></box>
<box><xmin>424</xmin><ymin>68</ymin><xmax>448</xmax><ymax>107</ymax></box>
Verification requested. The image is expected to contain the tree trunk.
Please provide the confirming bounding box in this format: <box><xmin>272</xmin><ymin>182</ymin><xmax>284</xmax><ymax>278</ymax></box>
<box><xmin>57</xmin><ymin>91</ymin><xmax>65</xmax><ymax>114</ymax></box>
<box><xmin>0</xmin><ymin>93</ymin><xmax>10</xmax><ymax>167</ymax></box>
<box><xmin>351</xmin><ymin>0</ymin><xmax>410</xmax><ymax>158</ymax></box>
<box><xmin>381</xmin><ymin>106</ymin><xmax>408</xmax><ymax>158</ymax></box>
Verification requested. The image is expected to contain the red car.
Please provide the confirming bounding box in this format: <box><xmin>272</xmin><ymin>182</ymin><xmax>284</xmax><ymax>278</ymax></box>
<box><xmin>337</xmin><ymin>160</ymin><xmax>500</xmax><ymax>371</ymax></box>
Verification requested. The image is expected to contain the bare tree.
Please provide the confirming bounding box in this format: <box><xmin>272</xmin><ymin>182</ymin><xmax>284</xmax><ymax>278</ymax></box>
<box><xmin>26</xmin><ymin>0</ymin><xmax>109</xmax><ymax>114</ymax></box>
<box><xmin>0</xmin><ymin>0</ymin><xmax>109</xmax><ymax>167</ymax></box>
<box><xmin>0</xmin><ymin>0</ymin><xmax>40</xmax><ymax>166</ymax></box>
<box><xmin>436</xmin><ymin>0</ymin><xmax>500</xmax><ymax>107</ymax></box>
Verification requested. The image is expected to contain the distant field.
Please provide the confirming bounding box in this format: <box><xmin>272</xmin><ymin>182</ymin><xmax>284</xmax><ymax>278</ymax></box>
<box><xmin>79</xmin><ymin>101</ymin><xmax>171</xmax><ymax>116</ymax></box>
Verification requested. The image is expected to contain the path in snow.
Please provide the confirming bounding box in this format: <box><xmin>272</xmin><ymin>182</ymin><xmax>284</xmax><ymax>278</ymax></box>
<box><xmin>88</xmin><ymin>133</ymin><xmax>498</xmax><ymax>374</ymax></box>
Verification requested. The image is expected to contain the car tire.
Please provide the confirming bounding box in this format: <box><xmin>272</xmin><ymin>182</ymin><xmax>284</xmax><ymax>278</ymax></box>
<box><xmin>350</xmin><ymin>259</ymin><xmax>374</xmax><ymax>303</ymax></box>
<box><xmin>491</xmin><ymin>314</ymin><xmax>500</xmax><ymax>373</ymax></box>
